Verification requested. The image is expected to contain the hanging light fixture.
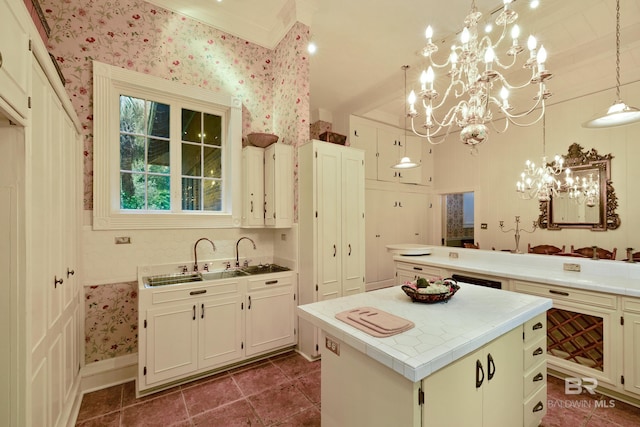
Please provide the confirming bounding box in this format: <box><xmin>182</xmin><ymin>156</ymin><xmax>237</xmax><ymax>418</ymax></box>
<box><xmin>516</xmin><ymin>115</ymin><xmax>569</xmax><ymax>201</ymax></box>
<box><xmin>393</xmin><ymin>65</ymin><xmax>419</xmax><ymax>169</ymax></box>
<box><xmin>408</xmin><ymin>0</ymin><xmax>552</xmax><ymax>150</ymax></box>
<box><xmin>582</xmin><ymin>0</ymin><xmax>640</xmax><ymax>128</ymax></box>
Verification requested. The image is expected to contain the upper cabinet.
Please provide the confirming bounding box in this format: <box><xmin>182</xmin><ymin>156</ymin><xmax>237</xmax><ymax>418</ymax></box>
<box><xmin>349</xmin><ymin>116</ymin><xmax>432</xmax><ymax>186</ymax></box>
<box><xmin>241</xmin><ymin>143</ymin><xmax>293</xmax><ymax>228</ymax></box>
<box><xmin>0</xmin><ymin>0</ymin><xmax>30</xmax><ymax>120</ymax></box>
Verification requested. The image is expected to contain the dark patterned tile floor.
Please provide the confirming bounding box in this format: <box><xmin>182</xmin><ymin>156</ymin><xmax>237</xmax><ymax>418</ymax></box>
<box><xmin>75</xmin><ymin>352</ymin><xmax>639</xmax><ymax>426</ymax></box>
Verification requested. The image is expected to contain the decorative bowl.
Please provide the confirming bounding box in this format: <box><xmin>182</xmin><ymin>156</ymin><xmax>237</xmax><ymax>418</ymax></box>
<box><xmin>401</xmin><ymin>278</ymin><xmax>460</xmax><ymax>304</ymax></box>
<box><xmin>245</xmin><ymin>133</ymin><xmax>279</xmax><ymax>148</ymax></box>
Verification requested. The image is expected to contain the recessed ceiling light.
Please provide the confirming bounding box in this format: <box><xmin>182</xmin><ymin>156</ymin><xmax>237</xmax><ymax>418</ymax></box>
<box><xmin>530</xmin><ymin>0</ymin><xmax>540</xmax><ymax>9</ymax></box>
<box><xmin>307</xmin><ymin>42</ymin><xmax>317</xmax><ymax>54</ymax></box>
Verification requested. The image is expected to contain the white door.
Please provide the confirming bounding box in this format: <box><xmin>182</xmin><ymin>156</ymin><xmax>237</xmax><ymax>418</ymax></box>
<box><xmin>341</xmin><ymin>148</ymin><xmax>365</xmax><ymax>296</ymax></box>
<box><xmin>241</xmin><ymin>147</ymin><xmax>264</xmax><ymax>227</ymax></box>
<box><xmin>316</xmin><ymin>143</ymin><xmax>342</xmax><ymax>300</ymax></box>
<box><xmin>199</xmin><ymin>295</ymin><xmax>243</xmax><ymax>369</ymax></box>
<box><xmin>245</xmin><ymin>286</ymin><xmax>295</xmax><ymax>356</ymax></box>
<box><xmin>376</xmin><ymin>129</ymin><xmax>402</xmax><ymax>182</ymax></box>
<box><xmin>146</xmin><ymin>303</ymin><xmax>198</xmax><ymax>385</ymax></box>
<box><xmin>349</xmin><ymin>120</ymin><xmax>378</xmax><ymax>180</ymax></box>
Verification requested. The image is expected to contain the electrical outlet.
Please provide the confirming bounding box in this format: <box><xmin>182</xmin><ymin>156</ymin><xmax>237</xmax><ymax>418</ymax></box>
<box><xmin>281</xmin><ymin>233</ymin><xmax>287</xmax><ymax>241</ymax></box>
<box><xmin>481</xmin><ymin>223</ymin><xmax>488</xmax><ymax>230</ymax></box>
<box><xmin>563</xmin><ymin>263</ymin><xmax>581</xmax><ymax>272</ymax></box>
<box><xmin>325</xmin><ymin>336</ymin><xmax>340</xmax><ymax>356</ymax></box>
<box><xmin>115</xmin><ymin>236</ymin><xmax>131</xmax><ymax>244</ymax></box>
<box><xmin>449</xmin><ymin>251</ymin><xmax>459</xmax><ymax>259</ymax></box>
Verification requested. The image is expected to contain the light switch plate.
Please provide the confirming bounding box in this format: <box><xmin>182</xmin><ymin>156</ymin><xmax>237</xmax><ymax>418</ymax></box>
<box><xmin>563</xmin><ymin>263</ymin><xmax>581</xmax><ymax>272</ymax></box>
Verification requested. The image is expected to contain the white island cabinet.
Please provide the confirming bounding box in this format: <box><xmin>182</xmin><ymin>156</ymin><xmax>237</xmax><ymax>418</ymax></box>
<box><xmin>298</xmin><ymin>285</ymin><xmax>551</xmax><ymax>427</ymax></box>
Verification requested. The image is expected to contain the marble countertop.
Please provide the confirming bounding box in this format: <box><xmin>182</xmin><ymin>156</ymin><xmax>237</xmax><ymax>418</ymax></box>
<box><xmin>393</xmin><ymin>247</ymin><xmax>640</xmax><ymax>298</ymax></box>
<box><xmin>297</xmin><ymin>285</ymin><xmax>551</xmax><ymax>382</ymax></box>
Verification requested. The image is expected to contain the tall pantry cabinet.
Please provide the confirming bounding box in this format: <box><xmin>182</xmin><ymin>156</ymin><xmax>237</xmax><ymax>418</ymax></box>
<box><xmin>0</xmin><ymin>1</ymin><xmax>83</xmax><ymax>426</ymax></box>
<box><xmin>298</xmin><ymin>140</ymin><xmax>366</xmax><ymax>359</ymax></box>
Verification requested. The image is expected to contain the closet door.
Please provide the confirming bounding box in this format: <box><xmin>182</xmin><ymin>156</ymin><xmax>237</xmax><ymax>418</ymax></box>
<box><xmin>315</xmin><ymin>143</ymin><xmax>341</xmax><ymax>300</ymax></box>
<box><xmin>341</xmin><ymin>148</ymin><xmax>365</xmax><ymax>296</ymax></box>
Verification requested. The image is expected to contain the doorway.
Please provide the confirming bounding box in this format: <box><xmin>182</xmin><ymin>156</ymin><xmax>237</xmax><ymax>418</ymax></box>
<box><xmin>442</xmin><ymin>192</ymin><xmax>474</xmax><ymax>247</ymax></box>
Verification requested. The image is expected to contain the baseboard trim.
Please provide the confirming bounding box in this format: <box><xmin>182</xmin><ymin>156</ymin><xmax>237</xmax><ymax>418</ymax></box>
<box><xmin>80</xmin><ymin>353</ymin><xmax>138</xmax><ymax>394</ymax></box>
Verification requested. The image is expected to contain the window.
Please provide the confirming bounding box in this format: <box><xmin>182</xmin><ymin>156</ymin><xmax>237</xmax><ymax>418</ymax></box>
<box><xmin>93</xmin><ymin>61</ymin><xmax>242</xmax><ymax>229</ymax></box>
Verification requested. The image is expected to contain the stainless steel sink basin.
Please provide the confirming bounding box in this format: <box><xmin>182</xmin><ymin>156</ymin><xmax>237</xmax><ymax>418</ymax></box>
<box><xmin>200</xmin><ymin>269</ymin><xmax>250</xmax><ymax>280</ymax></box>
<box><xmin>143</xmin><ymin>273</ymin><xmax>203</xmax><ymax>287</ymax></box>
<box><xmin>143</xmin><ymin>264</ymin><xmax>289</xmax><ymax>287</ymax></box>
<box><xmin>240</xmin><ymin>264</ymin><xmax>291</xmax><ymax>275</ymax></box>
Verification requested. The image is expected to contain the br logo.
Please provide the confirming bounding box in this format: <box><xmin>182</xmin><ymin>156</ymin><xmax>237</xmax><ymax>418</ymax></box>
<box><xmin>565</xmin><ymin>377</ymin><xmax>598</xmax><ymax>395</ymax></box>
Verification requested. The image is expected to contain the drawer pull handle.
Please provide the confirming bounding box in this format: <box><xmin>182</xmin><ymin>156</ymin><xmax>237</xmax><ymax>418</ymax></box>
<box><xmin>201</xmin><ymin>303</ymin><xmax>204</xmax><ymax>319</ymax></box>
<box><xmin>533</xmin><ymin>372</ymin><xmax>544</xmax><ymax>382</ymax></box>
<box><xmin>265</xmin><ymin>280</ymin><xmax>278</xmax><ymax>285</ymax></box>
<box><xmin>54</xmin><ymin>276</ymin><xmax>64</xmax><ymax>288</ymax></box>
<box><xmin>487</xmin><ymin>353</ymin><xmax>495</xmax><ymax>381</ymax></box>
<box><xmin>190</xmin><ymin>290</ymin><xmax>207</xmax><ymax>295</ymax></box>
<box><xmin>248</xmin><ymin>296</ymin><xmax>251</xmax><ymax>310</ymax></box>
<box><xmin>549</xmin><ymin>289</ymin><xmax>570</xmax><ymax>296</ymax></box>
<box><xmin>533</xmin><ymin>401</ymin><xmax>544</xmax><ymax>413</ymax></box>
<box><xmin>532</xmin><ymin>322</ymin><xmax>543</xmax><ymax>330</ymax></box>
<box><xmin>533</xmin><ymin>347</ymin><xmax>544</xmax><ymax>356</ymax></box>
<box><xmin>193</xmin><ymin>305</ymin><xmax>196</xmax><ymax>320</ymax></box>
<box><xmin>333</xmin><ymin>244</ymin><xmax>336</xmax><ymax>257</ymax></box>
<box><xmin>413</xmin><ymin>266</ymin><xmax>423</xmax><ymax>271</ymax></box>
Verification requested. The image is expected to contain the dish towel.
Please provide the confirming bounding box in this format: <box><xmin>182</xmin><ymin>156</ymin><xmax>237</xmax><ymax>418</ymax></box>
<box><xmin>335</xmin><ymin>307</ymin><xmax>414</xmax><ymax>338</ymax></box>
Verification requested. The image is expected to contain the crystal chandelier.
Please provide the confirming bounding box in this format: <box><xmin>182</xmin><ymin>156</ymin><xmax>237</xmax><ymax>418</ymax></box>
<box><xmin>408</xmin><ymin>0</ymin><xmax>551</xmax><ymax>149</ymax></box>
<box><xmin>516</xmin><ymin>116</ymin><xmax>568</xmax><ymax>202</ymax></box>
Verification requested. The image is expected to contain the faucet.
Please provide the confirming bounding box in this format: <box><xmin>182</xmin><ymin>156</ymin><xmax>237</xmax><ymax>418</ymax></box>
<box><xmin>235</xmin><ymin>237</ymin><xmax>257</xmax><ymax>268</ymax></box>
<box><xmin>194</xmin><ymin>238</ymin><xmax>216</xmax><ymax>272</ymax></box>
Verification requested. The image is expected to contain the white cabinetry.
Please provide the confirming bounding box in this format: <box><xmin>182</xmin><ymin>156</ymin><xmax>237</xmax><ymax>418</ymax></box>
<box><xmin>241</xmin><ymin>144</ymin><xmax>293</xmax><ymax>228</ymax></box>
<box><xmin>28</xmin><ymin>57</ymin><xmax>82</xmax><ymax>427</ymax></box>
<box><xmin>138</xmin><ymin>271</ymin><xmax>295</xmax><ymax>394</ymax></box>
<box><xmin>622</xmin><ymin>298</ymin><xmax>640</xmax><ymax>397</ymax></box>
<box><xmin>245</xmin><ymin>274</ymin><xmax>296</xmax><ymax>356</ymax></box>
<box><xmin>376</xmin><ymin>129</ymin><xmax>422</xmax><ymax>184</ymax></box>
<box><xmin>394</xmin><ymin>262</ymin><xmax>444</xmax><ymax>286</ymax></box>
<box><xmin>298</xmin><ymin>140</ymin><xmax>365</xmax><ymax>358</ymax></box>
<box><xmin>0</xmin><ymin>0</ymin><xmax>30</xmax><ymax>120</ymax></box>
<box><xmin>423</xmin><ymin>327</ymin><xmax>524</xmax><ymax>426</ymax></box>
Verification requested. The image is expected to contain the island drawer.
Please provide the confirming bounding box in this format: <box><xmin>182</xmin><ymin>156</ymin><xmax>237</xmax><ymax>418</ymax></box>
<box><xmin>524</xmin><ymin>335</ymin><xmax>546</xmax><ymax>372</ymax></box>
<box><xmin>622</xmin><ymin>297</ymin><xmax>640</xmax><ymax>314</ymax></box>
<box><xmin>513</xmin><ymin>280</ymin><xmax>617</xmax><ymax>309</ymax></box>
<box><xmin>247</xmin><ymin>273</ymin><xmax>293</xmax><ymax>291</ymax></box>
<box><xmin>524</xmin><ymin>385</ymin><xmax>546</xmax><ymax>427</ymax></box>
<box><xmin>523</xmin><ymin>313</ymin><xmax>546</xmax><ymax>344</ymax></box>
<box><xmin>396</xmin><ymin>262</ymin><xmax>444</xmax><ymax>279</ymax></box>
<box><xmin>524</xmin><ymin>360</ymin><xmax>546</xmax><ymax>398</ymax></box>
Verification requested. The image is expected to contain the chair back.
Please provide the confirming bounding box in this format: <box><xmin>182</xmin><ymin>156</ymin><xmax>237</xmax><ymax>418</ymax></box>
<box><xmin>570</xmin><ymin>245</ymin><xmax>617</xmax><ymax>260</ymax></box>
<box><xmin>528</xmin><ymin>244</ymin><xmax>565</xmax><ymax>255</ymax></box>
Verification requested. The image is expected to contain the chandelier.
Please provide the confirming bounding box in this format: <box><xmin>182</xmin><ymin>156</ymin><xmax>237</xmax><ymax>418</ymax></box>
<box><xmin>566</xmin><ymin>173</ymin><xmax>599</xmax><ymax>207</ymax></box>
<box><xmin>408</xmin><ymin>0</ymin><xmax>551</xmax><ymax>149</ymax></box>
<box><xmin>516</xmin><ymin>116</ymin><xmax>568</xmax><ymax>202</ymax></box>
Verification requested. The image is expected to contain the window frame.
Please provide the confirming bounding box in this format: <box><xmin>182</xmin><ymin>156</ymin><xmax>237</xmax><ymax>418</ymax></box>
<box><xmin>93</xmin><ymin>61</ymin><xmax>242</xmax><ymax>230</ymax></box>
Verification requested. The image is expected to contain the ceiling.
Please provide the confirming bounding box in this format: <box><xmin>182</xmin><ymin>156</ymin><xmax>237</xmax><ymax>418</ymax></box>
<box><xmin>146</xmin><ymin>0</ymin><xmax>640</xmax><ymax>128</ymax></box>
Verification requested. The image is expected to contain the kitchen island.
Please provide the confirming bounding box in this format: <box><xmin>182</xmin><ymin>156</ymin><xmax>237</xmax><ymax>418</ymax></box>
<box><xmin>297</xmin><ymin>284</ymin><xmax>552</xmax><ymax>427</ymax></box>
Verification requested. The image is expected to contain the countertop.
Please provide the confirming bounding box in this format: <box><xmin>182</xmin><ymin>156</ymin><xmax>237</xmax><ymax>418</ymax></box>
<box><xmin>297</xmin><ymin>284</ymin><xmax>551</xmax><ymax>382</ymax></box>
<box><xmin>393</xmin><ymin>247</ymin><xmax>640</xmax><ymax>297</ymax></box>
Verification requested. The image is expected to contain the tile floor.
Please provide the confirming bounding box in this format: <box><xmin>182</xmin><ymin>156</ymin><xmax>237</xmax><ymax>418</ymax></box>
<box><xmin>76</xmin><ymin>352</ymin><xmax>640</xmax><ymax>427</ymax></box>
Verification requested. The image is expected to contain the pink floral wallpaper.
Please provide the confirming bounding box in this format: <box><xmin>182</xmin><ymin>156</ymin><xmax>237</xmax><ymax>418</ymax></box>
<box><xmin>85</xmin><ymin>282</ymin><xmax>138</xmax><ymax>362</ymax></box>
<box><xmin>41</xmin><ymin>0</ymin><xmax>309</xmax><ymax>363</ymax></box>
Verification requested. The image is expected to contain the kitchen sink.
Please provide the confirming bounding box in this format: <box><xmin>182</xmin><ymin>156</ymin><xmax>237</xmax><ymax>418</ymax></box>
<box><xmin>143</xmin><ymin>273</ymin><xmax>203</xmax><ymax>287</ymax></box>
<box><xmin>240</xmin><ymin>264</ymin><xmax>291</xmax><ymax>275</ymax></box>
<box><xmin>143</xmin><ymin>264</ymin><xmax>289</xmax><ymax>287</ymax></box>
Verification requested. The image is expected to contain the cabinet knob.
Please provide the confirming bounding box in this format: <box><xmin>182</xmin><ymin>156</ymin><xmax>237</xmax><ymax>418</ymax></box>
<box><xmin>67</xmin><ymin>268</ymin><xmax>75</xmax><ymax>278</ymax></box>
<box><xmin>54</xmin><ymin>276</ymin><xmax>64</xmax><ymax>288</ymax></box>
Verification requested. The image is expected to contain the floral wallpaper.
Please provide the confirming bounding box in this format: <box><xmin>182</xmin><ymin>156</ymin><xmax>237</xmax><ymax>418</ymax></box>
<box><xmin>446</xmin><ymin>194</ymin><xmax>473</xmax><ymax>239</ymax></box>
<box><xmin>309</xmin><ymin>120</ymin><xmax>332</xmax><ymax>140</ymax></box>
<box><xmin>41</xmin><ymin>0</ymin><xmax>309</xmax><ymax>211</ymax></box>
<box><xmin>84</xmin><ymin>282</ymin><xmax>138</xmax><ymax>362</ymax></box>
<box><xmin>41</xmin><ymin>0</ymin><xmax>310</xmax><ymax>363</ymax></box>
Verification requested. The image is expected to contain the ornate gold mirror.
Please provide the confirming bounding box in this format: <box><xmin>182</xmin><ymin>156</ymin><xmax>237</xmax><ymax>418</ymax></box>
<box><xmin>537</xmin><ymin>143</ymin><xmax>620</xmax><ymax>231</ymax></box>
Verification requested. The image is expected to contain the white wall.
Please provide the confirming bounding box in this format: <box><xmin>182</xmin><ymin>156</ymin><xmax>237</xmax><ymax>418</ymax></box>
<box><xmin>432</xmin><ymin>81</ymin><xmax>640</xmax><ymax>255</ymax></box>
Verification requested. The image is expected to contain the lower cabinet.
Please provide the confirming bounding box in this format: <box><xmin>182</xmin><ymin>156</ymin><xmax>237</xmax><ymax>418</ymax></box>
<box><xmin>138</xmin><ymin>272</ymin><xmax>295</xmax><ymax>395</ymax></box>
<box><xmin>423</xmin><ymin>327</ymin><xmax>525</xmax><ymax>427</ymax></box>
<box><xmin>623</xmin><ymin>298</ymin><xmax>640</xmax><ymax>397</ymax></box>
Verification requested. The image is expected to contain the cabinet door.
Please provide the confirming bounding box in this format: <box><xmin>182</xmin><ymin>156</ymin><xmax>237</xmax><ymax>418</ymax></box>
<box><xmin>341</xmin><ymin>148</ymin><xmax>365</xmax><ymax>296</ymax></box>
<box><xmin>199</xmin><ymin>295</ymin><xmax>243</xmax><ymax>370</ymax></box>
<box><xmin>421</xmin><ymin>144</ymin><xmax>434</xmax><ymax>186</ymax></box>
<box><xmin>316</xmin><ymin>143</ymin><xmax>342</xmax><ymax>300</ymax></box>
<box><xmin>398</xmin><ymin>136</ymin><xmax>422</xmax><ymax>184</ymax></box>
<box><xmin>376</xmin><ymin>129</ymin><xmax>403</xmax><ymax>182</ymax></box>
<box><xmin>265</xmin><ymin>143</ymin><xmax>293</xmax><ymax>228</ymax></box>
<box><xmin>146</xmin><ymin>303</ymin><xmax>198</xmax><ymax>385</ymax></box>
<box><xmin>349</xmin><ymin>120</ymin><xmax>378</xmax><ymax>180</ymax></box>
<box><xmin>241</xmin><ymin>146</ymin><xmax>264</xmax><ymax>227</ymax></box>
<box><xmin>623</xmin><ymin>311</ymin><xmax>640</xmax><ymax>397</ymax></box>
<box><xmin>245</xmin><ymin>286</ymin><xmax>295</xmax><ymax>356</ymax></box>
<box><xmin>0</xmin><ymin>0</ymin><xmax>30</xmax><ymax>118</ymax></box>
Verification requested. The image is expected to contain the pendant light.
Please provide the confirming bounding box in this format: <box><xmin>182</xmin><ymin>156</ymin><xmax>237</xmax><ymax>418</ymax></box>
<box><xmin>583</xmin><ymin>0</ymin><xmax>640</xmax><ymax>128</ymax></box>
<box><xmin>393</xmin><ymin>65</ymin><xmax>419</xmax><ymax>169</ymax></box>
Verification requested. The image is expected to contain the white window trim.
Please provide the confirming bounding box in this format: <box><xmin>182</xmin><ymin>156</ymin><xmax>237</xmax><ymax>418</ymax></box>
<box><xmin>92</xmin><ymin>61</ymin><xmax>242</xmax><ymax>230</ymax></box>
